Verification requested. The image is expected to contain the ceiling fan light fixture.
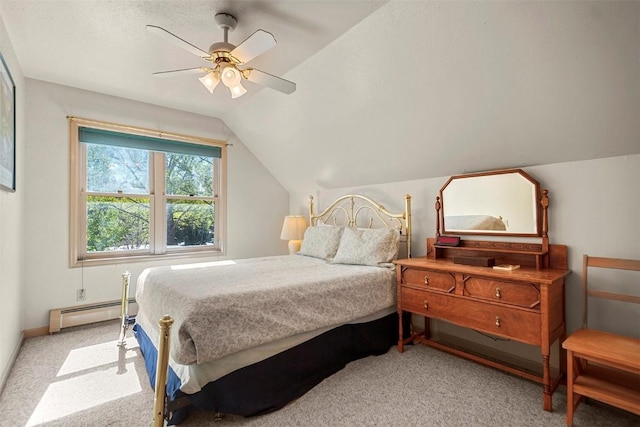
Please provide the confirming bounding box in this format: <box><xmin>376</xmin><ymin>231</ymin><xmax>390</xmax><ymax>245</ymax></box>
<box><xmin>148</xmin><ymin>12</ymin><xmax>296</xmax><ymax>99</ymax></box>
<box><xmin>220</xmin><ymin>63</ymin><xmax>242</xmax><ymax>88</ymax></box>
<box><xmin>198</xmin><ymin>71</ymin><xmax>219</xmax><ymax>93</ymax></box>
<box><xmin>230</xmin><ymin>82</ymin><xmax>247</xmax><ymax>99</ymax></box>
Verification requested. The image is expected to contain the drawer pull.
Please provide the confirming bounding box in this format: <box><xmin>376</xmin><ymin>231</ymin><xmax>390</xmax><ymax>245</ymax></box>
<box><xmin>495</xmin><ymin>316</ymin><xmax>501</xmax><ymax>327</ymax></box>
<box><xmin>424</xmin><ymin>301</ymin><xmax>429</xmax><ymax>310</ymax></box>
<box><xmin>495</xmin><ymin>287</ymin><xmax>502</xmax><ymax>299</ymax></box>
<box><xmin>424</xmin><ymin>276</ymin><xmax>429</xmax><ymax>285</ymax></box>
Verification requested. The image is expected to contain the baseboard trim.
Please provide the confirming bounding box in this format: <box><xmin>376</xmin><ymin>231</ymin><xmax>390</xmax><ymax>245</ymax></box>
<box><xmin>0</xmin><ymin>331</ymin><xmax>24</xmax><ymax>395</ymax></box>
<box><xmin>24</xmin><ymin>326</ymin><xmax>50</xmax><ymax>338</ymax></box>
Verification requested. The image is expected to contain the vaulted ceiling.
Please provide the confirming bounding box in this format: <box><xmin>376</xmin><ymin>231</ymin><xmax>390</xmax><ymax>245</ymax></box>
<box><xmin>2</xmin><ymin>1</ymin><xmax>638</xmax><ymax>193</ymax></box>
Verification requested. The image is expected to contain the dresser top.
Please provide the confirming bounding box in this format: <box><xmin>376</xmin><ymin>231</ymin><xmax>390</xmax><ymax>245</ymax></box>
<box><xmin>395</xmin><ymin>257</ymin><xmax>570</xmax><ymax>284</ymax></box>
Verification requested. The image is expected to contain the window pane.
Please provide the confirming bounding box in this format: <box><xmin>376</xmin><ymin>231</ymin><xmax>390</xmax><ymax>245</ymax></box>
<box><xmin>167</xmin><ymin>200</ymin><xmax>214</xmax><ymax>248</ymax></box>
<box><xmin>86</xmin><ymin>143</ymin><xmax>149</xmax><ymax>194</ymax></box>
<box><xmin>166</xmin><ymin>153</ymin><xmax>213</xmax><ymax>197</ymax></box>
<box><xmin>86</xmin><ymin>196</ymin><xmax>150</xmax><ymax>252</ymax></box>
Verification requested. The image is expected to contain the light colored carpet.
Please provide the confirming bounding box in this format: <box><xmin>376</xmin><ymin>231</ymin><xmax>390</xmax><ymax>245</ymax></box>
<box><xmin>1</xmin><ymin>320</ymin><xmax>638</xmax><ymax>426</ymax></box>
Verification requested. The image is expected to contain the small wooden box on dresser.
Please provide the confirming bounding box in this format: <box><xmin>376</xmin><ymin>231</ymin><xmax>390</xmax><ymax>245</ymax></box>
<box><xmin>396</xmin><ymin>169</ymin><xmax>571</xmax><ymax>412</ymax></box>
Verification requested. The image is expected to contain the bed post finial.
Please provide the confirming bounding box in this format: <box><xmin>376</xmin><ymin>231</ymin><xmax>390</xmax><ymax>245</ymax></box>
<box><xmin>309</xmin><ymin>195</ymin><xmax>315</xmax><ymax>226</ymax></box>
<box><xmin>405</xmin><ymin>194</ymin><xmax>412</xmax><ymax>258</ymax></box>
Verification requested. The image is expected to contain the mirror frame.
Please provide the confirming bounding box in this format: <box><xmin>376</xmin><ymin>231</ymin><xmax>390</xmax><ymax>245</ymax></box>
<box><xmin>438</xmin><ymin>168</ymin><xmax>544</xmax><ymax>237</ymax></box>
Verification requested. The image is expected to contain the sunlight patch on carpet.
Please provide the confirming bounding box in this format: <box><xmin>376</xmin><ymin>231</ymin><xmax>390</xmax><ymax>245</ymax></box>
<box><xmin>26</xmin><ymin>337</ymin><xmax>143</xmax><ymax>426</ymax></box>
<box><xmin>57</xmin><ymin>336</ymin><xmax>138</xmax><ymax>376</ymax></box>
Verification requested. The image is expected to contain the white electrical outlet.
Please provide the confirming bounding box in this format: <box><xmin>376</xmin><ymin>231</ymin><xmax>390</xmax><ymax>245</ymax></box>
<box><xmin>77</xmin><ymin>288</ymin><xmax>86</xmax><ymax>301</ymax></box>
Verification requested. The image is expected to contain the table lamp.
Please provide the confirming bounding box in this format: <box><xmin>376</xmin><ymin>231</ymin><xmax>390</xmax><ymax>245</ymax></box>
<box><xmin>280</xmin><ymin>215</ymin><xmax>307</xmax><ymax>254</ymax></box>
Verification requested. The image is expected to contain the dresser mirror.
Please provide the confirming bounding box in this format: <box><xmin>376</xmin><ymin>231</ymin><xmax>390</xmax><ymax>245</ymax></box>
<box><xmin>439</xmin><ymin>169</ymin><xmax>542</xmax><ymax>237</ymax></box>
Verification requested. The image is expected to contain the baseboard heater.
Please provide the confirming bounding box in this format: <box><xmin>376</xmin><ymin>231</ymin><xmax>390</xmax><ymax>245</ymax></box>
<box><xmin>49</xmin><ymin>298</ymin><xmax>138</xmax><ymax>334</ymax></box>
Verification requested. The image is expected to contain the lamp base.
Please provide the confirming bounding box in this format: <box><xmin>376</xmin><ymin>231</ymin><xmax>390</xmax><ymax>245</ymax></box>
<box><xmin>288</xmin><ymin>240</ymin><xmax>302</xmax><ymax>255</ymax></box>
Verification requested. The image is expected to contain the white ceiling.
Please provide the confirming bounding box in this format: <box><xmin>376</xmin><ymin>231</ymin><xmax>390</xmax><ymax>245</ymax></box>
<box><xmin>0</xmin><ymin>0</ymin><xmax>386</xmax><ymax>116</ymax></box>
<box><xmin>2</xmin><ymin>1</ymin><xmax>639</xmax><ymax>194</ymax></box>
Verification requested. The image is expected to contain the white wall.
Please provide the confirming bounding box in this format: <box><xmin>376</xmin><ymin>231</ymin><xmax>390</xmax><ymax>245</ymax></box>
<box><xmin>234</xmin><ymin>1</ymin><xmax>640</xmax><ymax>194</ymax></box>
<box><xmin>0</xmin><ymin>12</ymin><xmax>24</xmax><ymax>391</ymax></box>
<box><xmin>292</xmin><ymin>154</ymin><xmax>640</xmax><ymax>363</ymax></box>
<box><xmin>21</xmin><ymin>79</ymin><xmax>290</xmax><ymax>330</ymax></box>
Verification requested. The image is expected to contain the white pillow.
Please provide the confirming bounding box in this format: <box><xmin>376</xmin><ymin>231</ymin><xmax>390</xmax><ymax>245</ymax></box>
<box><xmin>299</xmin><ymin>226</ymin><xmax>344</xmax><ymax>259</ymax></box>
<box><xmin>333</xmin><ymin>227</ymin><xmax>400</xmax><ymax>267</ymax></box>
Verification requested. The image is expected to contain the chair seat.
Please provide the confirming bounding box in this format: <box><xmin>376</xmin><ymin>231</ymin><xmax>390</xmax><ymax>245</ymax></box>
<box><xmin>563</xmin><ymin>329</ymin><xmax>640</xmax><ymax>373</ymax></box>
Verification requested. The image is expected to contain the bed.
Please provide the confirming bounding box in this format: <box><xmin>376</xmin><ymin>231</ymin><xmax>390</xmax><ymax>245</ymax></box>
<box><xmin>132</xmin><ymin>194</ymin><xmax>412</xmax><ymax>425</ymax></box>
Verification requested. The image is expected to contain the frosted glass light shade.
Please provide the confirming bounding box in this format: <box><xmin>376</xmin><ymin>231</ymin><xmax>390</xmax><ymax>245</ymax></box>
<box><xmin>230</xmin><ymin>82</ymin><xmax>247</xmax><ymax>99</ymax></box>
<box><xmin>198</xmin><ymin>72</ymin><xmax>219</xmax><ymax>93</ymax></box>
<box><xmin>220</xmin><ymin>65</ymin><xmax>241</xmax><ymax>87</ymax></box>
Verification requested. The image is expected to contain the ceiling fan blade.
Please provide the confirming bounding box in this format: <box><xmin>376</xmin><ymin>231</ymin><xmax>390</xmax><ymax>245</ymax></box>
<box><xmin>231</xmin><ymin>30</ymin><xmax>276</xmax><ymax>64</ymax></box>
<box><xmin>152</xmin><ymin>67</ymin><xmax>209</xmax><ymax>78</ymax></box>
<box><xmin>244</xmin><ymin>68</ymin><xmax>296</xmax><ymax>94</ymax></box>
<box><xmin>146</xmin><ymin>25</ymin><xmax>210</xmax><ymax>58</ymax></box>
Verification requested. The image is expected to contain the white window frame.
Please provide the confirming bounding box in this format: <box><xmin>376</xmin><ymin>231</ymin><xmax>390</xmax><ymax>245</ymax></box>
<box><xmin>69</xmin><ymin>117</ymin><xmax>226</xmax><ymax>267</ymax></box>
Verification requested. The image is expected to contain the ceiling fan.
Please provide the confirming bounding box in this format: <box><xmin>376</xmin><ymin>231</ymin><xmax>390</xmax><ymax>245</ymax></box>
<box><xmin>147</xmin><ymin>12</ymin><xmax>296</xmax><ymax>99</ymax></box>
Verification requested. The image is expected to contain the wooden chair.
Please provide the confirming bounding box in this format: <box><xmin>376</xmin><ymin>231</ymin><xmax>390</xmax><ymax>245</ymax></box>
<box><xmin>562</xmin><ymin>255</ymin><xmax>640</xmax><ymax>426</ymax></box>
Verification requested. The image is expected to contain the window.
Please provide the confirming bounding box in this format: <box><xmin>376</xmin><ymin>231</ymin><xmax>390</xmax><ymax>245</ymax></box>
<box><xmin>69</xmin><ymin>118</ymin><xmax>226</xmax><ymax>266</ymax></box>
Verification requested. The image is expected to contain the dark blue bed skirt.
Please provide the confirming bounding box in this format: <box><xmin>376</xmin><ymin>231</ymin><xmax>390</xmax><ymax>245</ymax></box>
<box><xmin>133</xmin><ymin>324</ymin><xmax>183</xmax><ymax>399</ymax></box>
<box><xmin>134</xmin><ymin>312</ymin><xmax>404</xmax><ymax>423</ymax></box>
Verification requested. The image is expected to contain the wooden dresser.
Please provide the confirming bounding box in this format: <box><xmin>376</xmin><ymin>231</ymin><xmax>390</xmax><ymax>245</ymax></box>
<box><xmin>396</xmin><ymin>238</ymin><xmax>570</xmax><ymax>412</ymax></box>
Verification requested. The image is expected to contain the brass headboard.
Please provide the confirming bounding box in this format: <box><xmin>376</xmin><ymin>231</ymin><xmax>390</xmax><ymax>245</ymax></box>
<box><xmin>308</xmin><ymin>194</ymin><xmax>412</xmax><ymax>258</ymax></box>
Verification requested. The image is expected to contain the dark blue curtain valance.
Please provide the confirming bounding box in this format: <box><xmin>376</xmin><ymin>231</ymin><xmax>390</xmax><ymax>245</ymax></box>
<box><xmin>79</xmin><ymin>127</ymin><xmax>222</xmax><ymax>158</ymax></box>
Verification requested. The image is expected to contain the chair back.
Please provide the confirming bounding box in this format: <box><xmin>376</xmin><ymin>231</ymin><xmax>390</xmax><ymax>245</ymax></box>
<box><xmin>581</xmin><ymin>255</ymin><xmax>640</xmax><ymax>329</ymax></box>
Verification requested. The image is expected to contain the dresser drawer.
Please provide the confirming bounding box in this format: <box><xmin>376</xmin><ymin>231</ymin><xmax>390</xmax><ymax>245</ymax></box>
<box><xmin>463</xmin><ymin>277</ymin><xmax>541</xmax><ymax>309</ymax></box>
<box><xmin>400</xmin><ymin>286</ymin><xmax>541</xmax><ymax>345</ymax></box>
<box><xmin>401</xmin><ymin>267</ymin><xmax>455</xmax><ymax>293</ymax></box>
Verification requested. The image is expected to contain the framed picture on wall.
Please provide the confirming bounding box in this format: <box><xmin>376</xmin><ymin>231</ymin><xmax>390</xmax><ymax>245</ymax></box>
<box><xmin>0</xmin><ymin>52</ymin><xmax>15</xmax><ymax>192</ymax></box>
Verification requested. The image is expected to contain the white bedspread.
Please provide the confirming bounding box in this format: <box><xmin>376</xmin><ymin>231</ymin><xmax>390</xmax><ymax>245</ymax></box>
<box><xmin>135</xmin><ymin>255</ymin><xmax>396</xmax><ymax>365</ymax></box>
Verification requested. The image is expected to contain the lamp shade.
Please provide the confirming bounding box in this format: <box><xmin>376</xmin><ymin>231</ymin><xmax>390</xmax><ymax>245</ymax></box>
<box><xmin>220</xmin><ymin>63</ymin><xmax>242</xmax><ymax>88</ymax></box>
<box><xmin>230</xmin><ymin>82</ymin><xmax>247</xmax><ymax>99</ymax></box>
<box><xmin>198</xmin><ymin>71</ymin><xmax>219</xmax><ymax>93</ymax></box>
<box><xmin>280</xmin><ymin>215</ymin><xmax>307</xmax><ymax>241</ymax></box>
